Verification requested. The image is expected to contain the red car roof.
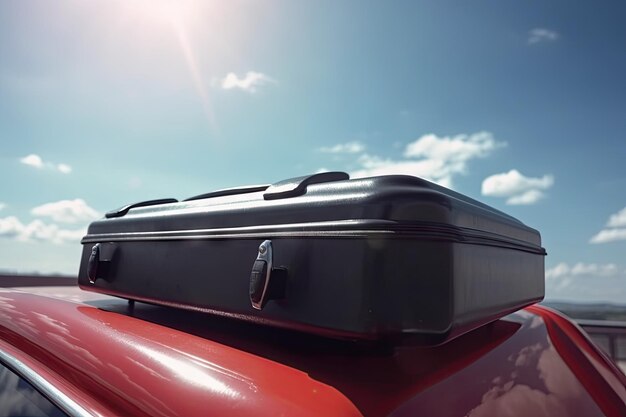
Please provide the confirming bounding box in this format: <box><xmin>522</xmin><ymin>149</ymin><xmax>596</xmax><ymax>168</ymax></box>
<box><xmin>0</xmin><ymin>286</ymin><xmax>624</xmax><ymax>417</ymax></box>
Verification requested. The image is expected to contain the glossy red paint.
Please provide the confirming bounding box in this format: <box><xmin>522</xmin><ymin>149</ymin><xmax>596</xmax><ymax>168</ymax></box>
<box><xmin>207</xmin><ymin>307</ymin><xmax>610</xmax><ymax>417</ymax></box>
<box><xmin>526</xmin><ymin>305</ymin><xmax>626</xmax><ymax>417</ymax></box>
<box><xmin>0</xmin><ymin>287</ymin><xmax>624</xmax><ymax>417</ymax></box>
<box><xmin>0</xmin><ymin>288</ymin><xmax>361</xmax><ymax>417</ymax></box>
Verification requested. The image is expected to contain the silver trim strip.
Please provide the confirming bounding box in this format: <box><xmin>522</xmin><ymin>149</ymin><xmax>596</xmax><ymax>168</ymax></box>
<box><xmin>82</xmin><ymin>229</ymin><xmax>391</xmax><ymax>242</ymax></box>
<box><xmin>80</xmin><ymin>219</ymin><xmax>545</xmax><ymax>254</ymax></box>
<box><xmin>0</xmin><ymin>347</ymin><xmax>94</xmax><ymax>417</ymax></box>
<box><xmin>81</xmin><ymin>219</ymin><xmax>388</xmax><ymax>242</ymax></box>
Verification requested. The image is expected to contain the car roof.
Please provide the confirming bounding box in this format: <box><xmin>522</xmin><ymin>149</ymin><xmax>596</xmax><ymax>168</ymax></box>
<box><xmin>0</xmin><ymin>286</ymin><xmax>359</xmax><ymax>417</ymax></box>
<box><xmin>1</xmin><ymin>285</ymin><xmax>624</xmax><ymax>417</ymax></box>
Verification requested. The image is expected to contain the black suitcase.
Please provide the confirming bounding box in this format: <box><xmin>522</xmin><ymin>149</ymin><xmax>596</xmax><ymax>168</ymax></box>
<box><xmin>78</xmin><ymin>172</ymin><xmax>545</xmax><ymax>344</ymax></box>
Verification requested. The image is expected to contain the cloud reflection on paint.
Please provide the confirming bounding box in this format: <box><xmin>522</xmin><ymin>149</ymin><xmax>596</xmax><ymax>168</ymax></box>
<box><xmin>467</xmin><ymin>341</ymin><xmax>596</xmax><ymax>417</ymax></box>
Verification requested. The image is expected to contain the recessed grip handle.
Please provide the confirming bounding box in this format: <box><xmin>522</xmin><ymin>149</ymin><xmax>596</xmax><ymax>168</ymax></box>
<box><xmin>105</xmin><ymin>198</ymin><xmax>178</xmax><ymax>218</ymax></box>
<box><xmin>263</xmin><ymin>171</ymin><xmax>349</xmax><ymax>200</ymax></box>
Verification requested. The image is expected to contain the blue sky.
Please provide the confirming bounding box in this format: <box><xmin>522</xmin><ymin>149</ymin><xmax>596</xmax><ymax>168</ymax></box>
<box><xmin>1</xmin><ymin>0</ymin><xmax>625</xmax><ymax>303</ymax></box>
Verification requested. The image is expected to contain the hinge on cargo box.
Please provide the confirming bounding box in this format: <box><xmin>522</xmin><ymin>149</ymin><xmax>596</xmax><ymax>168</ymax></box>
<box><xmin>249</xmin><ymin>240</ymin><xmax>286</xmax><ymax>310</ymax></box>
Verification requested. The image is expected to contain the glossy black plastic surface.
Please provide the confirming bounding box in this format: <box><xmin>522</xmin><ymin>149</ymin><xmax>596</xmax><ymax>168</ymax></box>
<box><xmin>79</xmin><ymin>174</ymin><xmax>546</xmax><ymax>343</ymax></box>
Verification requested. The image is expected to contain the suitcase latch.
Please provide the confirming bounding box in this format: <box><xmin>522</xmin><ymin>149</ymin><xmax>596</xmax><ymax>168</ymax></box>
<box><xmin>249</xmin><ymin>240</ymin><xmax>286</xmax><ymax>310</ymax></box>
<box><xmin>87</xmin><ymin>242</ymin><xmax>117</xmax><ymax>284</ymax></box>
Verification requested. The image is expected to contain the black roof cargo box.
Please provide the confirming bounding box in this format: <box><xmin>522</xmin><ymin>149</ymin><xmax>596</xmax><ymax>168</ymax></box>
<box><xmin>79</xmin><ymin>172</ymin><xmax>545</xmax><ymax>344</ymax></box>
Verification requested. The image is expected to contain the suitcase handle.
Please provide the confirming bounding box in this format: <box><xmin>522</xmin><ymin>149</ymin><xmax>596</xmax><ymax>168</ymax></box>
<box><xmin>105</xmin><ymin>199</ymin><xmax>178</xmax><ymax>218</ymax></box>
<box><xmin>184</xmin><ymin>185</ymin><xmax>269</xmax><ymax>202</ymax></box>
<box><xmin>185</xmin><ymin>172</ymin><xmax>349</xmax><ymax>202</ymax></box>
<box><xmin>263</xmin><ymin>171</ymin><xmax>349</xmax><ymax>200</ymax></box>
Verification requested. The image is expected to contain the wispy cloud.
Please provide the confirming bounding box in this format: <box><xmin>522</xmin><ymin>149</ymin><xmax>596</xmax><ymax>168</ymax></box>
<box><xmin>20</xmin><ymin>154</ymin><xmax>72</xmax><ymax>174</ymax></box>
<box><xmin>403</xmin><ymin>132</ymin><xmax>500</xmax><ymax>161</ymax></box>
<box><xmin>319</xmin><ymin>141</ymin><xmax>365</xmax><ymax>154</ymax></box>
<box><xmin>57</xmin><ymin>164</ymin><xmax>72</xmax><ymax>174</ymax></box>
<box><xmin>481</xmin><ymin>170</ymin><xmax>554</xmax><ymax>205</ymax></box>
<box><xmin>31</xmin><ymin>199</ymin><xmax>100</xmax><ymax>224</ymax></box>
<box><xmin>590</xmin><ymin>229</ymin><xmax>626</xmax><ymax>244</ymax></box>
<box><xmin>546</xmin><ymin>262</ymin><xmax>619</xmax><ymax>280</ymax></box>
<box><xmin>590</xmin><ymin>207</ymin><xmax>626</xmax><ymax>243</ymax></box>
<box><xmin>545</xmin><ymin>261</ymin><xmax>626</xmax><ymax>302</ymax></box>
<box><xmin>0</xmin><ymin>203</ymin><xmax>5</xmax><ymax>211</ymax></box>
<box><xmin>0</xmin><ymin>199</ymin><xmax>98</xmax><ymax>244</ymax></box>
<box><xmin>220</xmin><ymin>71</ymin><xmax>274</xmax><ymax>93</ymax></box>
<box><xmin>0</xmin><ymin>216</ymin><xmax>85</xmax><ymax>244</ymax></box>
<box><xmin>528</xmin><ymin>28</ymin><xmax>559</xmax><ymax>45</ymax></box>
<box><xmin>350</xmin><ymin>132</ymin><xmax>504</xmax><ymax>189</ymax></box>
<box><xmin>606</xmin><ymin>207</ymin><xmax>626</xmax><ymax>228</ymax></box>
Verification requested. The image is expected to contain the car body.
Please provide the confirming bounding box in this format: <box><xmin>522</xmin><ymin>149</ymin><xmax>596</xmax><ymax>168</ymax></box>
<box><xmin>0</xmin><ymin>283</ymin><xmax>625</xmax><ymax>417</ymax></box>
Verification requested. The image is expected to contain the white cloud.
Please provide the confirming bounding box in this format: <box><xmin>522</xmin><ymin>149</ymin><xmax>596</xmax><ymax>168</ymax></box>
<box><xmin>481</xmin><ymin>170</ymin><xmax>554</xmax><ymax>205</ymax></box>
<box><xmin>57</xmin><ymin>163</ymin><xmax>72</xmax><ymax>174</ymax></box>
<box><xmin>589</xmin><ymin>206</ymin><xmax>626</xmax><ymax>244</ymax></box>
<box><xmin>607</xmin><ymin>207</ymin><xmax>626</xmax><ymax>228</ymax></box>
<box><xmin>19</xmin><ymin>154</ymin><xmax>72</xmax><ymax>174</ymax></box>
<box><xmin>20</xmin><ymin>154</ymin><xmax>44</xmax><ymax>168</ymax></box>
<box><xmin>352</xmin><ymin>154</ymin><xmax>456</xmax><ymax>188</ymax></box>
<box><xmin>403</xmin><ymin>132</ymin><xmax>500</xmax><ymax>162</ymax></box>
<box><xmin>350</xmin><ymin>131</ymin><xmax>503</xmax><ymax>188</ymax></box>
<box><xmin>31</xmin><ymin>199</ymin><xmax>100</xmax><ymax>224</ymax></box>
<box><xmin>319</xmin><ymin>141</ymin><xmax>365</xmax><ymax>154</ymax></box>
<box><xmin>545</xmin><ymin>263</ymin><xmax>570</xmax><ymax>280</ymax></box>
<box><xmin>0</xmin><ymin>203</ymin><xmax>5</xmax><ymax>211</ymax></box>
<box><xmin>220</xmin><ymin>71</ymin><xmax>274</xmax><ymax>93</ymax></box>
<box><xmin>0</xmin><ymin>216</ymin><xmax>85</xmax><ymax>244</ymax></box>
<box><xmin>528</xmin><ymin>28</ymin><xmax>559</xmax><ymax>44</ymax></box>
<box><xmin>590</xmin><ymin>228</ymin><xmax>626</xmax><ymax>244</ymax></box>
<box><xmin>546</xmin><ymin>262</ymin><xmax>619</xmax><ymax>279</ymax></box>
<box><xmin>545</xmin><ymin>261</ymin><xmax>626</xmax><ymax>303</ymax></box>
<box><xmin>506</xmin><ymin>189</ymin><xmax>544</xmax><ymax>205</ymax></box>
<box><xmin>571</xmin><ymin>263</ymin><xmax>619</xmax><ymax>276</ymax></box>
<box><xmin>0</xmin><ymin>217</ymin><xmax>22</xmax><ymax>239</ymax></box>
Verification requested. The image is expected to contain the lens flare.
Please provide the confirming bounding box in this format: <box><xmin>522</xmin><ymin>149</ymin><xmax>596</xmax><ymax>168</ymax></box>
<box><xmin>121</xmin><ymin>0</ymin><xmax>218</xmax><ymax>134</ymax></box>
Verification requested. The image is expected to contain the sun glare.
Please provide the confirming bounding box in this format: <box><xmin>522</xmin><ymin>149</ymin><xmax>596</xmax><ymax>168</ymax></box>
<box><xmin>120</xmin><ymin>0</ymin><xmax>218</xmax><ymax>133</ymax></box>
<box><xmin>124</xmin><ymin>0</ymin><xmax>199</xmax><ymax>27</ymax></box>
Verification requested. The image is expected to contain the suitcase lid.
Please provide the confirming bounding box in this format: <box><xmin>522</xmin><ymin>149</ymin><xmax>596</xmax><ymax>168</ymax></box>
<box><xmin>83</xmin><ymin>172</ymin><xmax>544</xmax><ymax>253</ymax></box>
